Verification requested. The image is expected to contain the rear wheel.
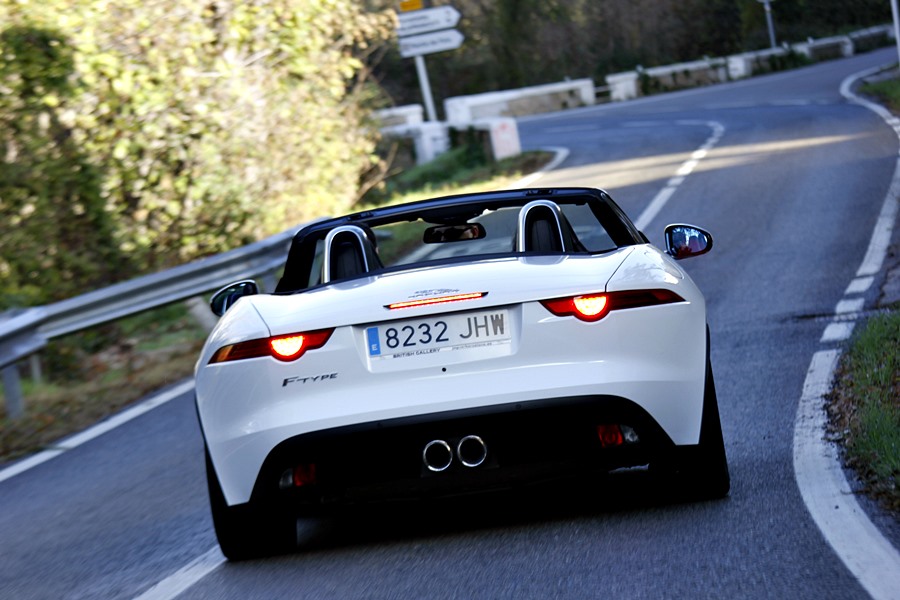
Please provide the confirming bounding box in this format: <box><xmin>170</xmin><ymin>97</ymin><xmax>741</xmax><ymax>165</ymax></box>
<box><xmin>658</xmin><ymin>359</ymin><xmax>730</xmax><ymax>499</ymax></box>
<box><xmin>205</xmin><ymin>449</ymin><xmax>295</xmax><ymax>560</ymax></box>
<box><xmin>690</xmin><ymin>359</ymin><xmax>730</xmax><ymax>498</ymax></box>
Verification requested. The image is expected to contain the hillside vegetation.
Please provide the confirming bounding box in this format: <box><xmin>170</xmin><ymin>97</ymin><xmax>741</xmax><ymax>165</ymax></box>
<box><xmin>0</xmin><ymin>0</ymin><xmax>393</xmax><ymax>309</ymax></box>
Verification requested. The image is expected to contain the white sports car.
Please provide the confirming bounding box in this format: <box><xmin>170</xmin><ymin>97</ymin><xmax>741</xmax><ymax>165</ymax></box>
<box><xmin>195</xmin><ymin>187</ymin><xmax>729</xmax><ymax>559</ymax></box>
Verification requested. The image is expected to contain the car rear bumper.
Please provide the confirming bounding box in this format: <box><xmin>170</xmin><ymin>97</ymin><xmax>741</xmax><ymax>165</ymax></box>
<box><xmin>198</xmin><ymin>302</ymin><xmax>708</xmax><ymax>506</ymax></box>
<box><xmin>239</xmin><ymin>394</ymin><xmax>677</xmax><ymax>513</ymax></box>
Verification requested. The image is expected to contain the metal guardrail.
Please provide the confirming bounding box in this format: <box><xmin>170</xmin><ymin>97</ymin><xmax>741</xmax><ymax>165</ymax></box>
<box><xmin>0</xmin><ymin>226</ymin><xmax>299</xmax><ymax>419</ymax></box>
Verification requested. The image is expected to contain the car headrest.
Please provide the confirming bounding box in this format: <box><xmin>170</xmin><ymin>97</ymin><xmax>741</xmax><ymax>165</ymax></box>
<box><xmin>322</xmin><ymin>225</ymin><xmax>382</xmax><ymax>282</ymax></box>
<box><xmin>515</xmin><ymin>200</ymin><xmax>567</xmax><ymax>253</ymax></box>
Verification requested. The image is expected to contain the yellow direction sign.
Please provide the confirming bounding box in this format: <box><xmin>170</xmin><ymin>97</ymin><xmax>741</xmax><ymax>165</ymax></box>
<box><xmin>399</xmin><ymin>0</ymin><xmax>423</xmax><ymax>12</ymax></box>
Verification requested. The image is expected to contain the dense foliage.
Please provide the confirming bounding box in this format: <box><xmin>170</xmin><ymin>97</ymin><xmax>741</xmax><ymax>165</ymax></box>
<box><xmin>0</xmin><ymin>0</ymin><xmax>392</xmax><ymax>308</ymax></box>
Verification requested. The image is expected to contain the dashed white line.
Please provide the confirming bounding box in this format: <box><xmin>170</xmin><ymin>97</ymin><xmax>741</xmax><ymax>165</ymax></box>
<box><xmin>820</xmin><ymin>322</ymin><xmax>855</xmax><ymax>343</ymax></box>
<box><xmin>845</xmin><ymin>276</ymin><xmax>875</xmax><ymax>295</ymax></box>
<box><xmin>634</xmin><ymin>186</ymin><xmax>679</xmax><ymax>231</ymax></box>
<box><xmin>633</xmin><ymin>121</ymin><xmax>725</xmax><ymax>231</ymax></box>
<box><xmin>835</xmin><ymin>297</ymin><xmax>866</xmax><ymax>315</ymax></box>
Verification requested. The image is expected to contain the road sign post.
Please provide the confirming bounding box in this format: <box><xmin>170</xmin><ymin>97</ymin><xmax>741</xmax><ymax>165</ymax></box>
<box><xmin>396</xmin><ymin>5</ymin><xmax>464</xmax><ymax>122</ymax></box>
<box><xmin>892</xmin><ymin>0</ymin><xmax>900</xmax><ymax>68</ymax></box>
<box><xmin>757</xmin><ymin>0</ymin><xmax>777</xmax><ymax>49</ymax></box>
<box><xmin>414</xmin><ymin>55</ymin><xmax>438</xmax><ymax>123</ymax></box>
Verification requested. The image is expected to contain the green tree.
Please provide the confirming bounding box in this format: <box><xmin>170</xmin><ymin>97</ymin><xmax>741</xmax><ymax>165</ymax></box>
<box><xmin>0</xmin><ymin>0</ymin><xmax>393</xmax><ymax>307</ymax></box>
<box><xmin>0</xmin><ymin>25</ymin><xmax>126</xmax><ymax>307</ymax></box>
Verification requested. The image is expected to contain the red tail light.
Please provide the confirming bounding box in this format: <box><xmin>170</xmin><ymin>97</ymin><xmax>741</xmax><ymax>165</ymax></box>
<box><xmin>209</xmin><ymin>329</ymin><xmax>334</xmax><ymax>364</ymax></box>
<box><xmin>542</xmin><ymin>294</ymin><xmax>611</xmax><ymax>321</ymax></box>
<box><xmin>541</xmin><ymin>289</ymin><xmax>684</xmax><ymax>322</ymax></box>
<box><xmin>292</xmin><ymin>463</ymin><xmax>317</xmax><ymax>487</ymax></box>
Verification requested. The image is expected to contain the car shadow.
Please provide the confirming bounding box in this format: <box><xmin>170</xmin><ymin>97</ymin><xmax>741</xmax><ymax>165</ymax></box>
<box><xmin>285</xmin><ymin>469</ymin><xmax>728</xmax><ymax>555</ymax></box>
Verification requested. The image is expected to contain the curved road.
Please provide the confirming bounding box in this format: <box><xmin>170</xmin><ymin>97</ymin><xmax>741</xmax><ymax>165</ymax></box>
<box><xmin>2</xmin><ymin>48</ymin><xmax>899</xmax><ymax>599</ymax></box>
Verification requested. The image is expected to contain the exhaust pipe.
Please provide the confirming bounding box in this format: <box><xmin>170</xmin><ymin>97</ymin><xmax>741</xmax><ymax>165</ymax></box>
<box><xmin>423</xmin><ymin>440</ymin><xmax>453</xmax><ymax>472</ymax></box>
<box><xmin>457</xmin><ymin>435</ymin><xmax>488</xmax><ymax>468</ymax></box>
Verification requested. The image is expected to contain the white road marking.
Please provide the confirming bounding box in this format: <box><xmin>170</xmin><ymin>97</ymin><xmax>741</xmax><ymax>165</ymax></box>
<box><xmin>133</xmin><ymin>546</ymin><xmax>225</xmax><ymax>600</ymax></box>
<box><xmin>634</xmin><ymin>186</ymin><xmax>678</xmax><ymax>231</ymax></box>
<box><xmin>0</xmin><ymin>448</ymin><xmax>67</xmax><ymax>484</ymax></box>
<box><xmin>790</xmin><ymin>63</ymin><xmax>900</xmax><ymax>600</ymax></box>
<box><xmin>634</xmin><ymin>121</ymin><xmax>725</xmax><ymax>231</ymax></box>
<box><xmin>0</xmin><ymin>379</ymin><xmax>194</xmax><ymax>484</ymax></box>
<box><xmin>793</xmin><ymin>352</ymin><xmax>900</xmax><ymax>600</ymax></box>
<box><xmin>835</xmin><ymin>297</ymin><xmax>865</xmax><ymax>315</ymax></box>
<box><xmin>820</xmin><ymin>322</ymin><xmax>855</xmax><ymax>343</ymax></box>
<box><xmin>857</xmin><ymin>158</ymin><xmax>900</xmax><ymax>277</ymax></box>
<box><xmin>845</xmin><ymin>276</ymin><xmax>874</xmax><ymax>295</ymax></box>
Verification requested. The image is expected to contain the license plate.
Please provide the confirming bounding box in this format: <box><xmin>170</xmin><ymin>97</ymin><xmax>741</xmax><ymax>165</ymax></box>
<box><xmin>366</xmin><ymin>309</ymin><xmax>510</xmax><ymax>360</ymax></box>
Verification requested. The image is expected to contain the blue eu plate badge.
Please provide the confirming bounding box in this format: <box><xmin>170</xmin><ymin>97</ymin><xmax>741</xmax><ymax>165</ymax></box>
<box><xmin>366</xmin><ymin>327</ymin><xmax>381</xmax><ymax>356</ymax></box>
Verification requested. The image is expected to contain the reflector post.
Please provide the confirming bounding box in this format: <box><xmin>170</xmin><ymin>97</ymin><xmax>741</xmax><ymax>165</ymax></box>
<box><xmin>597</xmin><ymin>424</ymin><xmax>624</xmax><ymax>448</ymax></box>
<box><xmin>292</xmin><ymin>463</ymin><xmax>317</xmax><ymax>487</ymax></box>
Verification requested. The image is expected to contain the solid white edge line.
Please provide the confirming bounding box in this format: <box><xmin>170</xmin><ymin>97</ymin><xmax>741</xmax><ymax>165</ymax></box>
<box><xmin>857</xmin><ymin>158</ymin><xmax>900</xmax><ymax>277</ymax></box>
<box><xmin>0</xmin><ymin>448</ymin><xmax>66</xmax><ymax>484</ymax></box>
<box><xmin>132</xmin><ymin>546</ymin><xmax>225</xmax><ymax>600</ymax></box>
<box><xmin>0</xmin><ymin>379</ymin><xmax>194</xmax><ymax>484</ymax></box>
<box><xmin>793</xmin><ymin>351</ymin><xmax>900</xmax><ymax>600</ymax></box>
<box><xmin>790</xmin><ymin>64</ymin><xmax>900</xmax><ymax>600</ymax></box>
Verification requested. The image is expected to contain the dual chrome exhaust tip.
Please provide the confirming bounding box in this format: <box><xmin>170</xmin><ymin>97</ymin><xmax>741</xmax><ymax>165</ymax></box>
<box><xmin>423</xmin><ymin>435</ymin><xmax>487</xmax><ymax>472</ymax></box>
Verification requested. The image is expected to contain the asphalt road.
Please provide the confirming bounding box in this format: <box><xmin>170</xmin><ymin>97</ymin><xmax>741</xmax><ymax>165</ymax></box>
<box><xmin>2</xmin><ymin>48</ymin><xmax>899</xmax><ymax>599</ymax></box>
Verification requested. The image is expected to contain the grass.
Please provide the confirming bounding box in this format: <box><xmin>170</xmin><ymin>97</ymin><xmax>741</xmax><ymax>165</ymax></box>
<box><xmin>829</xmin><ymin>309</ymin><xmax>900</xmax><ymax>513</ymax></box>
<box><xmin>862</xmin><ymin>77</ymin><xmax>900</xmax><ymax>114</ymax></box>
<box><xmin>0</xmin><ymin>150</ymin><xmax>554</xmax><ymax>466</ymax></box>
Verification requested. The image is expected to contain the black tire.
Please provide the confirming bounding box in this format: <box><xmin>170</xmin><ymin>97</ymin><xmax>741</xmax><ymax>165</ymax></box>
<box><xmin>654</xmin><ymin>358</ymin><xmax>730</xmax><ymax>500</ymax></box>
<box><xmin>690</xmin><ymin>359</ymin><xmax>731</xmax><ymax>498</ymax></box>
<box><xmin>205</xmin><ymin>449</ymin><xmax>294</xmax><ymax>561</ymax></box>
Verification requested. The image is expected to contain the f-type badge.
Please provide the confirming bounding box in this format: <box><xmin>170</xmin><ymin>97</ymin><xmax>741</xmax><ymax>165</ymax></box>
<box><xmin>282</xmin><ymin>373</ymin><xmax>338</xmax><ymax>387</ymax></box>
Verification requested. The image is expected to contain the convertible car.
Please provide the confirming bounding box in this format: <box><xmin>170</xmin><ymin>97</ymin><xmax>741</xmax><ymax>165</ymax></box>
<box><xmin>195</xmin><ymin>187</ymin><xmax>729</xmax><ymax>559</ymax></box>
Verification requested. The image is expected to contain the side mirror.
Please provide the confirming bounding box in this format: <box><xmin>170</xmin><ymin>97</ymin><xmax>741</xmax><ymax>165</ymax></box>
<box><xmin>210</xmin><ymin>280</ymin><xmax>259</xmax><ymax>316</ymax></box>
<box><xmin>664</xmin><ymin>224</ymin><xmax>713</xmax><ymax>260</ymax></box>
